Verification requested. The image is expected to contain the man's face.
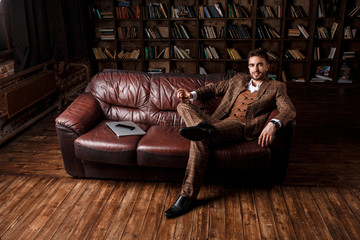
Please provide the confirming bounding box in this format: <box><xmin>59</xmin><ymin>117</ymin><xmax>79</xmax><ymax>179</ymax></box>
<box><xmin>248</xmin><ymin>56</ymin><xmax>270</xmax><ymax>81</ymax></box>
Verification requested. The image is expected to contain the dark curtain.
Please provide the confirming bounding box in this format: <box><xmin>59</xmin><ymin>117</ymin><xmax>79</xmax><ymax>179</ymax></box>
<box><xmin>8</xmin><ymin>0</ymin><xmax>88</xmax><ymax>72</ymax></box>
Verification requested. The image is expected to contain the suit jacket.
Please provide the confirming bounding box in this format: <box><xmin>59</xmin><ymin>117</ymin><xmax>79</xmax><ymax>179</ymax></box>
<box><xmin>195</xmin><ymin>73</ymin><xmax>296</xmax><ymax>140</ymax></box>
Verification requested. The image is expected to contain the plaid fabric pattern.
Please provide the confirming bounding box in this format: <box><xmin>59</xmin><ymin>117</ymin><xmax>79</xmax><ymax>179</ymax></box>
<box><xmin>196</xmin><ymin>73</ymin><xmax>296</xmax><ymax>141</ymax></box>
<box><xmin>177</xmin><ymin>73</ymin><xmax>296</xmax><ymax>199</ymax></box>
<box><xmin>177</xmin><ymin>103</ymin><xmax>244</xmax><ymax>199</ymax></box>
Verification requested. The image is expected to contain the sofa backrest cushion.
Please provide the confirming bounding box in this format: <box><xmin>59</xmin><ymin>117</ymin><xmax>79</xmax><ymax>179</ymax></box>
<box><xmin>148</xmin><ymin>74</ymin><xmax>205</xmax><ymax>126</ymax></box>
<box><xmin>89</xmin><ymin>70</ymin><xmax>151</xmax><ymax>124</ymax></box>
<box><xmin>89</xmin><ymin>70</ymin><xmax>237</xmax><ymax>126</ymax></box>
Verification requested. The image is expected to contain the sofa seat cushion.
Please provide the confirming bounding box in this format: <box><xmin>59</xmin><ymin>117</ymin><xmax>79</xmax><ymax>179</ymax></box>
<box><xmin>137</xmin><ymin>126</ymin><xmax>190</xmax><ymax>168</ymax></box>
<box><xmin>75</xmin><ymin>121</ymin><xmax>148</xmax><ymax>166</ymax></box>
<box><xmin>212</xmin><ymin>141</ymin><xmax>271</xmax><ymax>169</ymax></box>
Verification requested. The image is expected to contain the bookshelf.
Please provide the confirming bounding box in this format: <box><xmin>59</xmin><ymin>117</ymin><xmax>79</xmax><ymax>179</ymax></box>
<box><xmin>89</xmin><ymin>0</ymin><xmax>359</xmax><ymax>83</ymax></box>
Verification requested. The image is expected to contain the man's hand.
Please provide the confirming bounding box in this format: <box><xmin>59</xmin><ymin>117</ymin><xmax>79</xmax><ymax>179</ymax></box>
<box><xmin>177</xmin><ymin>89</ymin><xmax>192</xmax><ymax>102</ymax></box>
<box><xmin>258</xmin><ymin>122</ymin><xmax>277</xmax><ymax>147</ymax></box>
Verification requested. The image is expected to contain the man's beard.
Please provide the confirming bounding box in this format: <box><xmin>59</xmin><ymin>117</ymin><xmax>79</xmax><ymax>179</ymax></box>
<box><xmin>251</xmin><ymin>72</ymin><xmax>266</xmax><ymax>80</ymax></box>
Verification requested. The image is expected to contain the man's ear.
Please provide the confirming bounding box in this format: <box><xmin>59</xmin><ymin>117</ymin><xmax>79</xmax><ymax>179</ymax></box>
<box><xmin>266</xmin><ymin>63</ymin><xmax>270</xmax><ymax>71</ymax></box>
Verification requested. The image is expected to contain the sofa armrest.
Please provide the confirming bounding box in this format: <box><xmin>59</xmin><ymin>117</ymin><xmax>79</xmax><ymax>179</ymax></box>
<box><xmin>55</xmin><ymin>93</ymin><xmax>103</xmax><ymax>135</ymax></box>
<box><xmin>268</xmin><ymin>116</ymin><xmax>295</xmax><ymax>183</ymax></box>
<box><xmin>55</xmin><ymin>93</ymin><xmax>103</xmax><ymax>178</ymax></box>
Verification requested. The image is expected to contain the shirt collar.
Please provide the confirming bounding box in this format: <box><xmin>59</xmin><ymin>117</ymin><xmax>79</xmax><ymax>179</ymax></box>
<box><xmin>247</xmin><ymin>79</ymin><xmax>262</xmax><ymax>93</ymax></box>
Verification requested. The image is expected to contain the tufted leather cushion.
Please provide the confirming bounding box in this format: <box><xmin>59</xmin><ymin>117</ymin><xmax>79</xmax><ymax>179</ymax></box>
<box><xmin>148</xmin><ymin>74</ymin><xmax>205</xmax><ymax>126</ymax></box>
<box><xmin>89</xmin><ymin>70</ymin><xmax>151</xmax><ymax>124</ymax></box>
<box><xmin>137</xmin><ymin>125</ymin><xmax>190</xmax><ymax>168</ymax></box>
<box><xmin>74</xmin><ymin>121</ymin><xmax>149</xmax><ymax>166</ymax></box>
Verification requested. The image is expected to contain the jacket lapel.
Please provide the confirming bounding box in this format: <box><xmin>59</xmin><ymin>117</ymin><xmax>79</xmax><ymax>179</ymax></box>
<box><xmin>255</xmin><ymin>78</ymin><xmax>271</xmax><ymax>101</ymax></box>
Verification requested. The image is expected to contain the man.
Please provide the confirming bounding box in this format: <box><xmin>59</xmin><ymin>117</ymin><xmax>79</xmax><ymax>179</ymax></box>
<box><xmin>164</xmin><ymin>48</ymin><xmax>296</xmax><ymax>218</ymax></box>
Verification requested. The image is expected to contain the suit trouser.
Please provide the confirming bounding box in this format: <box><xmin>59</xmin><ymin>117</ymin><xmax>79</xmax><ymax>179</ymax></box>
<box><xmin>177</xmin><ymin>102</ymin><xmax>245</xmax><ymax>199</ymax></box>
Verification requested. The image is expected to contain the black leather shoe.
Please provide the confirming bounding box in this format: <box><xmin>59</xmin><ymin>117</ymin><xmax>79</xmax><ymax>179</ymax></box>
<box><xmin>179</xmin><ymin>122</ymin><xmax>218</xmax><ymax>141</ymax></box>
<box><xmin>164</xmin><ymin>196</ymin><xmax>194</xmax><ymax>219</ymax></box>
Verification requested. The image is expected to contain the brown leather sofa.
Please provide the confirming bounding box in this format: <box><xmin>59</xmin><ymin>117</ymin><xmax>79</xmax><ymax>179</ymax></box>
<box><xmin>55</xmin><ymin>70</ymin><xmax>294</xmax><ymax>184</ymax></box>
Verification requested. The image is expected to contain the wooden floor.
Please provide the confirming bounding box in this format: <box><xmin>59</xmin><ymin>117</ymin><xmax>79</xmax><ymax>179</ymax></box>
<box><xmin>1</xmin><ymin>111</ymin><xmax>360</xmax><ymax>240</ymax></box>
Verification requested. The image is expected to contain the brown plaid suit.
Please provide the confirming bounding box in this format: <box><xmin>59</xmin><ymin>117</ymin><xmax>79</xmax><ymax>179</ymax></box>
<box><xmin>178</xmin><ymin>73</ymin><xmax>296</xmax><ymax>199</ymax></box>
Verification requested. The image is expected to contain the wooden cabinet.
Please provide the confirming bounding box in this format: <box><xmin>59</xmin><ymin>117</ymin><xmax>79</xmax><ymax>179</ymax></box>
<box><xmin>89</xmin><ymin>0</ymin><xmax>359</xmax><ymax>83</ymax></box>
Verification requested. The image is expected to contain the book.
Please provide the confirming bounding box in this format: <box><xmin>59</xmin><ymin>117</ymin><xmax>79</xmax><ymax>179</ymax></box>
<box><xmin>281</xmin><ymin>71</ymin><xmax>287</xmax><ymax>82</ymax></box>
<box><xmin>330</xmin><ymin>22</ymin><xmax>338</xmax><ymax>39</ymax></box>
<box><xmin>327</xmin><ymin>47</ymin><xmax>336</xmax><ymax>59</ymax></box>
<box><xmin>313</xmin><ymin>65</ymin><xmax>332</xmax><ymax>81</ymax></box>
<box><xmin>348</xmin><ymin>5</ymin><xmax>360</xmax><ymax>17</ymax></box>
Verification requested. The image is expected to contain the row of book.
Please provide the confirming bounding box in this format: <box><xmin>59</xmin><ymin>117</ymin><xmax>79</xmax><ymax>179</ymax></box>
<box><xmin>145</xmin><ymin>46</ymin><xmax>170</xmax><ymax>59</ymax></box>
<box><xmin>344</xmin><ymin>26</ymin><xmax>358</xmax><ymax>39</ymax></box>
<box><xmin>257</xmin><ymin>23</ymin><xmax>280</xmax><ymax>39</ymax></box>
<box><xmin>289</xmin><ymin>5</ymin><xmax>306</xmax><ymax>18</ymax></box>
<box><xmin>116</xmin><ymin>6</ymin><xmax>138</xmax><ymax>19</ymax></box>
<box><xmin>284</xmin><ymin>49</ymin><xmax>306</xmax><ymax>59</ymax></box>
<box><xmin>200</xmin><ymin>26</ymin><xmax>225</xmax><ymax>39</ymax></box>
<box><xmin>342</xmin><ymin>51</ymin><xmax>356</xmax><ymax>59</ymax></box>
<box><xmin>171</xmin><ymin>6</ymin><xmax>196</xmax><ymax>18</ymax></box>
<box><xmin>117</xmin><ymin>27</ymin><xmax>138</xmax><ymax>39</ymax></box>
<box><xmin>89</xmin><ymin>5</ymin><xmax>113</xmax><ymax>20</ymax></box>
<box><xmin>313</xmin><ymin>46</ymin><xmax>337</xmax><ymax>60</ymax></box>
<box><xmin>228</xmin><ymin>25</ymin><xmax>251</xmax><ymax>39</ymax></box>
<box><xmin>199</xmin><ymin>4</ymin><xmax>224</xmax><ymax>18</ymax></box>
<box><xmin>287</xmin><ymin>25</ymin><xmax>309</xmax><ymax>38</ymax></box>
<box><xmin>144</xmin><ymin>27</ymin><xmax>166</xmax><ymax>39</ymax></box>
<box><xmin>93</xmin><ymin>47</ymin><xmax>142</xmax><ymax>60</ymax></box>
<box><xmin>199</xmin><ymin>44</ymin><xmax>220</xmax><ymax>59</ymax></box>
<box><xmin>227</xmin><ymin>4</ymin><xmax>249</xmax><ymax>18</ymax></box>
<box><xmin>317</xmin><ymin>0</ymin><xmax>340</xmax><ymax>17</ymax></box>
<box><xmin>143</xmin><ymin>3</ymin><xmax>167</xmax><ymax>19</ymax></box>
<box><xmin>227</xmin><ymin>48</ymin><xmax>242</xmax><ymax>60</ymax></box>
<box><xmin>93</xmin><ymin>3</ymin><xmax>358</xmax><ymax>20</ymax></box>
<box><xmin>117</xmin><ymin>49</ymin><xmax>141</xmax><ymax>59</ymax></box>
<box><xmin>266</xmin><ymin>51</ymin><xmax>279</xmax><ymax>60</ymax></box>
<box><xmin>92</xmin><ymin>47</ymin><xmax>116</xmax><ymax>60</ymax></box>
<box><xmin>98</xmin><ymin>28</ymin><xmax>115</xmax><ymax>40</ymax></box>
<box><xmin>170</xmin><ymin>23</ymin><xmax>190</xmax><ymax>39</ymax></box>
<box><xmin>315</xmin><ymin>22</ymin><xmax>338</xmax><ymax>39</ymax></box>
<box><xmin>173</xmin><ymin>45</ymin><xmax>192</xmax><ymax>59</ymax></box>
<box><xmin>257</xmin><ymin>6</ymin><xmax>277</xmax><ymax>18</ymax></box>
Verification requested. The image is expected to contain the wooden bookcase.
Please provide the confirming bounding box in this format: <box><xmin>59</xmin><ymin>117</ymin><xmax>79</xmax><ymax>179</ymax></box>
<box><xmin>89</xmin><ymin>0</ymin><xmax>360</xmax><ymax>83</ymax></box>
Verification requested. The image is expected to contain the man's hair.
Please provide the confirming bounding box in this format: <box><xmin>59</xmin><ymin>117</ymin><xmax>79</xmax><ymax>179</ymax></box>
<box><xmin>247</xmin><ymin>48</ymin><xmax>270</xmax><ymax>63</ymax></box>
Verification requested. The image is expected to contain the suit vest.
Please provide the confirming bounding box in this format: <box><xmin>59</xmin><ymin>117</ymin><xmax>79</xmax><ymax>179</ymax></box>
<box><xmin>225</xmin><ymin>89</ymin><xmax>258</xmax><ymax>123</ymax></box>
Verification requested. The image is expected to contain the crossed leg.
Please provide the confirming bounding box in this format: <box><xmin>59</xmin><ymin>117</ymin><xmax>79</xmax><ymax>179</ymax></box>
<box><xmin>177</xmin><ymin>102</ymin><xmax>244</xmax><ymax>199</ymax></box>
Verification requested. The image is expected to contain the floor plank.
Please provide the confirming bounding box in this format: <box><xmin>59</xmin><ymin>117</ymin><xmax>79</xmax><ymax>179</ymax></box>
<box><xmin>281</xmin><ymin>186</ymin><xmax>317</xmax><ymax>239</ymax></box>
<box><xmin>190</xmin><ymin>184</ymin><xmax>210</xmax><ymax>240</ymax></box>
<box><xmin>310</xmin><ymin>187</ymin><xmax>352</xmax><ymax>240</ymax></box>
<box><xmin>294</xmin><ymin>187</ymin><xmax>333</xmax><ymax>240</ymax></box>
<box><xmin>208</xmin><ymin>184</ymin><xmax>226</xmax><ymax>240</ymax></box>
<box><xmin>240</xmin><ymin>188</ymin><xmax>262</xmax><ymax>240</ymax></box>
<box><xmin>104</xmin><ymin>181</ymin><xmax>142</xmax><ymax>240</ymax></box>
<box><xmin>225</xmin><ymin>187</ymin><xmax>244</xmax><ymax>240</ymax></box>
<box><xmin>70</xmin><ymin>181</ymin><xmax>116</xmax><ymax>240</ymax></box>
<box><xmin>138</xmin><ymin>183</ymin><xmax>169</xmax><ymax>240</ymax></box>
<box><xmin>35</xmin><ymin>179</ymin><xmax>90</xmax><ymax>239</ymax></box>
<box><xmin>268</xmin><ymin>186</ymin><xmax>297</xmax><ymax>240</ymax></box>
<box><xmin>1</xmin><ymin>178</ymin><xmax>66</xmax><ymax>240</ymax></box>
<box><xmin>86</xmin><ymin>181</ymin><xmax>128</xmax><ymax>240</ymax></box>
<box><xmin>155</xmin><ymin>184</ymin><xmax>179</xmax><ymax>239</ymax></box>
<box><xmin>324</xmin><ymin>187</ymin><xmax>360</xmax><ymax>240</ymax></box>
<box><xmin>120</xmin><ymin>182</ymin><xmax>156</xmax><ymax>240</ymax></box>
<box><xmin>254</xmin><ymin>188</ymin><xmax>279</xmax><ymax>240</ymax></box>
<box><xmin>50</xmin><ymin>180</ymin><xmax>103</xmax><ymax>240</ymax></box>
